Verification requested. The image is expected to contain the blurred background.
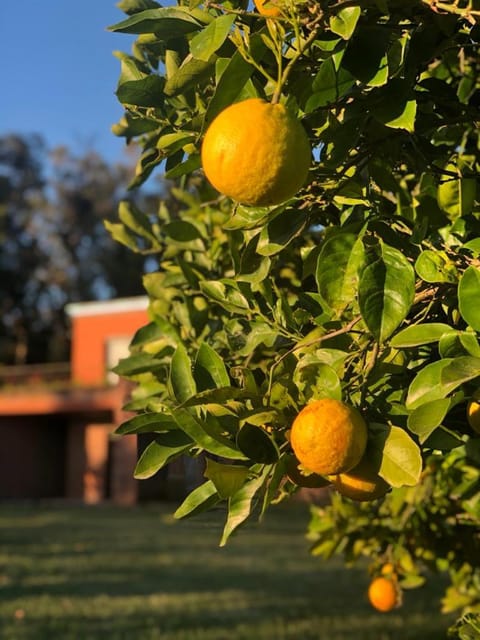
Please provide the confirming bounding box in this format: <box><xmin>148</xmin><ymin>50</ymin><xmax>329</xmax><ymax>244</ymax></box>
<box><xmin>0</xmin><ymin>1</ymin><xmax>154</xmax><ymax>366</ymax></box>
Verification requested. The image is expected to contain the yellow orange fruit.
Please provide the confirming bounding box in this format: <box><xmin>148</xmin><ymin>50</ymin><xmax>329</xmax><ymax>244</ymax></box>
<box><xmin>467</xmin><ymin>400</ymin><xmax>480</xmax><ymax>434</ymax></box>
<box><xmin>330</xmin><ymin>455</ymin><xmax>390</xmax><ymax>502</ymax></box>
<box><xmin>290</xmin><ymin>398</ymin><xmax>368</xmax><ymax>476</ymax></box>
<box><xmin>201</xmin><ymin>98</ymin><xmax>311</xmax><ymax>207</ymax></box>
<box><xmin>381</xmin><ymin>563</ymin><xmax>396</xmax><ymax>578</ymax></box>
<box><xmin>254</xmin><ymin>0</ymin><xmax>282</xmax><ymax>17</ymax></box>
<box><xmin>368</xmin><ymin>576</ymin><xmax>399</xmax><ymax>612</ymax></box>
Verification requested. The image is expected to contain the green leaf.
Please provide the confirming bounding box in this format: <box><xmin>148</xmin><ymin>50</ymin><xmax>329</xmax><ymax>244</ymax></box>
<box><xmin>342</xmin><ymin>26</ymin><xmax>390</xmax><ymax>86</ymax></box>
<box><xmin>194</xmin><ymin>342</ymin><xmax>230</xmax><ymax>390</ymax></box>
<box><xmin>114</xmin><ymin>52</ymin><xmax>148</xmax><ymax>84</ymax></box>
<box><xmin>134</xmin><ymin>431</ymin><xmax>193</xmax><ymax>479</ymax></box>
<box><xmin>112</xmin><ymin>352</ymin><xmax>165</xmax><ymax>376</ymax></box>
<box><xmin>173</xmin><ymin>408</ymin><xmax>246</xmax><ymax>460</ymax></box>
<box><xmin>164</xmin><ymin>154</ymin><xmax>201</xmax><ymax>179</ymax></box>
<box><xmin>163</xmin><ymin>220</ymin><xmax>202</xmax><ymax>243</ymax></box>
<box><xmin>373</xmin><ymin>80</ymin><xmax>417</xmax><ymax>132</ymax></box>
<box><xmin>116</xmin><ymin>412</ymin><xmax>177</xmax><ymax>435</ymax></box>
<box><xmin>116</xmin><ymin>75</ymin><xmax>164</xmax><ymax>107</ymax></box>
<box><xmin>437</xmin><ymin>162</ymin><xmax>477</xmax><ymax>221</ymax></box>
<box><xmin>169</xmin><ymin>344</ymin><xmax>197</xmax><ymax>404</ymax></box>
<box><xmin>164</xmin><ymin>57</ymin><xmax>214</xmax><ymax>96</ymax></box>
<box><xmin>204</xmin><ymin>458</ymin><xmax>249</xmax><ymax>499</ymax></box>
<box><xmin>330</xmin><ymin>6</ymin><xmax>361</xmax><ymax>40</ymax></box>
<box><xmin>190</xmin><ymin>14</ymin><xmax>235</xmax><ymax>62</ymax></box>
<box><xmin>130</xmin><ymin>322</ymin><xmax>165</xmax><ymax>349</ymax></box>
<box><xmin>371</xmin><ymin>424</ymin><xmax>422</xmax><ymax>487</ymax></box>
<box><xmin>415</xmin><ymin>250</ymin><xmax>457</xmax><ymax>283</ymax></box>
<box><xmin>108</xmin><ymin>8</ymin><xmax>202</xmax><ymax>37</ymax></box>
<box><xmin>358</xmin><ymin>242</ymin><xmax>415</xmax><ymax>343</ymax></box>
<box><xmin>463</xmin><ymin>238</ymin><xmax>480</xmax><ymax>256</ymax></box>
<box><xmin>257</xmin><ymin>210</ymin><xmax>309</xmax><ymax>256</ymax></box>
<box><xmin>174</xmin><ymin>480</ymin><xmax>220</xmax><ymax>519</ymax></box>
<box><xmin>406</xmin><ymin>356</ymin><xmax>480</xmax><ymax>409</ymax></box>
<box><xmin>391</xmin><ymin>323</ymin><xmax>452</xmax><ymax>347</ymax></box>
<box><xmin>305</xmin><ymin>59</ymin><xmax>355</xmax><ymax>111</ymax></box>
<box><xmin>423</xmin><ymin>426</ymin><xmax>464</xmax><ymax>451</ymax></box>
<box><xmin>117</xmin><ymin>0</ymin><xmax>160</xmax><ymax>14</ymax></box>
<box><xmin>203</xmin><ymin>34</ymin><xmax>266</xmax><ymax>128</ymax></box>
<box><xmin>236</xmin><ymin>423</ymin><xmax>279</xmax><ymax>464</ymax></box>
<box><xmin>104</xmin><ymin>221</ymin><xmax>144</xmax><ymax>253</ymax></box>
<box><xmin>237</xmin><ymin>237</ymin><xmax>272</xmax><ymax>286</ymax></box>
<box><xmin>316</xmin><ymin>232</ymin><xmax>365</xmax><ymax>315</ymax></box>
<box><xmin>407</xmin><ymin>398</ymin><xmax>451</xmax><ymax>443</ymax></box>
<box><xmin>157</xmin><ymin>132</ymin><xmax>197</xmax><ymax>153</ymax></box>
<box><xmin>117</xmin><ymin>200</ymin><xmax>159</xmax><ymax>243</ymax></box>
<box><xmin>458</xmin><ymin>266</ymin><xmax>480</xmax><ymax>331</ymax></box>
<box><xmin>220</xmin><ymin>466</ymin><xmax>271</xmax><ymax>546</ymax></box>
<box><xmin>236</xmin><ymin>322</ymin><xmax>278</xmax><ymax>357</ymax></box>
<box><xmin>200</xmin><ymin>280</ymin><xmax>251</xmax><ymax>314</ymax></box>
<box><xmin>180</xmin><ymin>387</ymin><xmax>255</xmax><ymax>408</ymax></box>
<box><xmin>293</xmin><ymin>360</ymin><xmax>341</xmax><ymax>402</ymax></box>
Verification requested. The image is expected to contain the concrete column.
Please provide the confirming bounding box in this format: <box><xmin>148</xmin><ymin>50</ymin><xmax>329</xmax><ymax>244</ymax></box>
<box><xmin>83</xmin><ymin>423</ymin><xmax>110</xmax><ymax>504</ymax></box>
<box><xmin>65</xmin><ymin>420</ymin><xmax>111</xmax><ymax>503</ymax></box>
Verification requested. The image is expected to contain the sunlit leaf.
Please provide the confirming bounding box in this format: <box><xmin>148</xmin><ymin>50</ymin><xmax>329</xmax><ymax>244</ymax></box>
<box><xmin>391</xmin><ymin>323</ymin><xmax>452</xmax><ymax>348</ymax></box>
<box><xmin>174</xmin><ymin>480</ymin><xmax>220</xmax><ymax>519</ymax></box>
<box><xmin>134</xmin><ymin>431</ymin><xmax>193</xmax><ymax>479</ymax></box>
<box><xmin>358</xmin><ymin>242</ymin><xmax>415</xmax><ymax>343</ymax></box>
<box><xmin>407</xmin><ymin>356</ymin><xmax>480</xmax><ymax>409</ymax></box>
<box><xmin>220</xmin><ymin>466</ymin><xmax>271</xmax><ymax>546</ymax></box>
<box><xmin>458</xmin><ymin>266</ymin><xmax>480</xmax><ymax>331</ymax></box>
<box><xmin>190</xmin><ymin>14</ymin><xmax>235</xmax><ymax>62</ymax></box>
<box><xmin>204</xmin><ymin>458</ymin><xmax>249</xmax><ymax>498</ymax></box>
<box><xmin>330</xmin><ymin>6</ymin><xmax>361</xmax><ymax>40</ymax></box>
<box><xmin>316</xmin><ymin>232</ymin><xmax>365</xmax><ymax>315</ymax></box>
<box><xmin>407</xmin><ymin>398</ymin><xmax>451</xmax><ymax>443</ymax></box>
<box><xmin>108</xmin><ymin>8</ymin><xmax>202</xmax><ymax>37</ymax></box>
<box><xmin>169</xmin><ymin>344</ymin><xmax>197</xmax><ymax>403</ymax></box>
<box><xmin>370</xmin><ymin>424</ymin><xmax>422</xmax><ymax>487</ymax></box>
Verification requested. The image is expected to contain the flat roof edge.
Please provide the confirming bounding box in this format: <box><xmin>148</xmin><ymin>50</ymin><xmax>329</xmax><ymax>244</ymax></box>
<box><xmin>65</xmin><ymin>296</ymin><xmax>149</xmax><ymax>318</ymax></box>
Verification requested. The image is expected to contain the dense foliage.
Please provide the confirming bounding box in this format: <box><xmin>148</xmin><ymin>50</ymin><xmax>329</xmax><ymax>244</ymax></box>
<box><xmin>108</xmin><ymin>0</ymin><xmax>480</xmax><ymax>630</ymax></box>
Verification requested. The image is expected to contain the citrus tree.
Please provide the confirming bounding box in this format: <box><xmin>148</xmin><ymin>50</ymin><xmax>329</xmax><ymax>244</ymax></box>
<box><xmin>107</xmin><ymin>0</ymin><xmax>480</xmax><ymax>632</ymax></box>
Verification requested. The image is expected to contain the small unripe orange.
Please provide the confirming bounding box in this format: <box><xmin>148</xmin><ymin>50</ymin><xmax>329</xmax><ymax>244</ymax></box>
<box><xmin>467</xmin><ymin>400</ymin><xmax>480</xmax><ymax>434</ymax></box>
<box><xmin>253</xmin><ymin>0</ymin><xmax>282</xmax><ymax>17</ymax></box>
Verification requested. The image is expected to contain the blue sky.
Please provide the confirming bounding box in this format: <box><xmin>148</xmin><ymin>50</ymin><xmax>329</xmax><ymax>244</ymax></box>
<box><xmin>0</xmin><ymin>2</ymin><xmax>136</xmax><ymax>163</ymax></box>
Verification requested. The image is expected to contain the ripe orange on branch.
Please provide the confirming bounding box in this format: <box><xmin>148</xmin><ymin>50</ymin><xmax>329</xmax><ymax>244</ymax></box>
<box><xmin>201</xmin><ymin>98</ymin><xmax>311</xmax><ymax>207</ymax></box>
<box><xmin>368</xmin><ymin>576</ymin><xmax>400</xmax><ymax>612</ymax></box>
<box><xmin>467</xmin><ymin>399</ymin><xmax>480</xmax><ymax>434</ymax></box>
<box><xmin>330</xmin><ymin>455</ymin><xmax>390</xmax><ymax>502</ymax></box>
<box><xmin>254</xmin><ymin>0</ymin><xmax>282</xmax><ymax>17</ymax></box>
<box><xmin>290</xmin><ymin>398</ymin><xmax>368</xmax><ymax>476</ymax></box>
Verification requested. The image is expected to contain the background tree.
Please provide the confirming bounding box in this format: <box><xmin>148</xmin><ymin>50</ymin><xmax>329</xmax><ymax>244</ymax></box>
<box><xmin>107</xmin><ymin>0</ymin><xmax>480</xmax><ymax>634</ymax></box>
<box><xmin>0</xmin><ymin>134</ymin><xmax>151</xmax><ymax>364</ymax></box>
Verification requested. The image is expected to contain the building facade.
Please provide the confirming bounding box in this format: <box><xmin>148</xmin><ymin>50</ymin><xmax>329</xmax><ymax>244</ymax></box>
<box><xmin>0</xmin><ymin>296</ymin><xmax>184</xmax><ymax>505</ymax></box>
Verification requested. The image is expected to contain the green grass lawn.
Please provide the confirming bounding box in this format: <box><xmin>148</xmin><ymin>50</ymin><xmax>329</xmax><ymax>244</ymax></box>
<box><xmin>0</xmin><ymin>499</ymin><xmax>453</xmax><ymax>639</ymax></box>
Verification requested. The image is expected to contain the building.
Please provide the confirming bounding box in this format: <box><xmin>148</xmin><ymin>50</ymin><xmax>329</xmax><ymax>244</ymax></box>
<box><xmin>0</xmin><ymin>296</ymin><xmax>183</xmax><ymax>505</ymax></box>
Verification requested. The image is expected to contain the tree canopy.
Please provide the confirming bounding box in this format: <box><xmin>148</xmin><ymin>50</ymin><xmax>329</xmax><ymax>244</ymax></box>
<box><xmin>107</xmin><ymin>0</ymin><xmax>480</xmax><ymax>632</ymax></box>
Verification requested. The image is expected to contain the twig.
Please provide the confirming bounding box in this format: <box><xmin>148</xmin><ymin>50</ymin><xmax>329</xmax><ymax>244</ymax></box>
<box><xmin>265</xmin><ymin>315</ymin><xmax>362</xmax><ymax>401</ymax></box>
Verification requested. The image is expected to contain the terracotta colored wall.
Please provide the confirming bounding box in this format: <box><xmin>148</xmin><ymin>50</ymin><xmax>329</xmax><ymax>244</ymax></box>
<box><xmin>70</xmin><ymin>309</ymin><xmax>148</xmax><ymax>385</ymax></box>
